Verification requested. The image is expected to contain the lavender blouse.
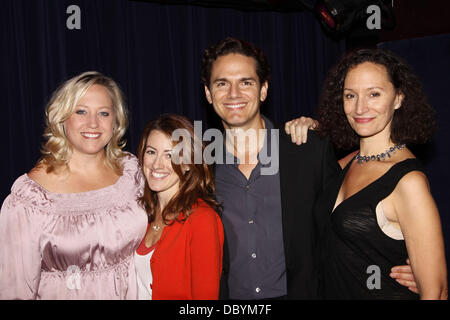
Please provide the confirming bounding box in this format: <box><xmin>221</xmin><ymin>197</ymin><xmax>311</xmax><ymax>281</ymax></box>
<box><xmin>0</xmin><ymin>153</ymin><xmax>148</xmax><ymax>299</ymax></box>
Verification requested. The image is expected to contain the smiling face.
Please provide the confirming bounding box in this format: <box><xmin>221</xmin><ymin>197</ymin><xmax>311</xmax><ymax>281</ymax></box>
<box><xmin>142</xmin><ymin>130</ymin><xmax>181</xmax><ymax>203</ymax></box>
<box><xmin>204</xmin><ymin>53</ymin><xmax>268</xmax><ymax>131</ymax></box>
<box><xmin>64</xmin><ymin>84</ymin><xmax>115</xmax><ymax>157</ymax></box>
<box><xmin>343</xmin><ymin>62</ymin><xmax>403</xmax><ymax>141</ymax></box>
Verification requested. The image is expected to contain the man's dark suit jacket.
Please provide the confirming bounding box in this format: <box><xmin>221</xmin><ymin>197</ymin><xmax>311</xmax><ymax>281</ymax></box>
<box><xmin>219</xmin><ymin>128</ymin><xmax>340</xmax><ymax>300</ymax></box>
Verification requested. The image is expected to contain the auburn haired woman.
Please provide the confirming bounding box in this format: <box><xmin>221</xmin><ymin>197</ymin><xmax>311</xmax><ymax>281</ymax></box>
<box><xmin>134</xmin><ymin>114</ymin><xmax>224</xmax><ymax>300</ymax></box>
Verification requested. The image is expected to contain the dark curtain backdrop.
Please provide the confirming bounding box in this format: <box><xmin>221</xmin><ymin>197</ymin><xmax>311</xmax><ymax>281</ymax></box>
<box><xmin>0</xmin><ymin>0</ymin><xmax>344</xmax><ymax>203</ymax></box>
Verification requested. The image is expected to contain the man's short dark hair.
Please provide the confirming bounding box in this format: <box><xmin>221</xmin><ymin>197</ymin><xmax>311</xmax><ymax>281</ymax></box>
<box><xmin>201</xmin><ymin>37</ymin><xmax>271</xmax><ymax>88</ymax></box>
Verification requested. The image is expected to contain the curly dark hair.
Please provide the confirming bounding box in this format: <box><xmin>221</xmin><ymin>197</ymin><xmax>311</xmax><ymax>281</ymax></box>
<box><xmin>201</xmin><ymin>37</ymin><xmax>271</xmax><ymax>87</ymax></box>
<box><xmin>317</xmin><ymin>48</ymin><xmax>435</xmax><ymax>150</ymax></box>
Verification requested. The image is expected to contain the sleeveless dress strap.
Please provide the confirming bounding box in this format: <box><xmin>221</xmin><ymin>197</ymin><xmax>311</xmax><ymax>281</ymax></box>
<box><xmin>373</xmin><ymin>158</ymin><xmax>425</xmax><ymax>202</ymax></box>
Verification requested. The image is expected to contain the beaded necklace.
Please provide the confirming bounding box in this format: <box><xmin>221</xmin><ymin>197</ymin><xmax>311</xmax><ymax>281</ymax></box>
<box><xmin>356</xmin><ymin>144</ymin><xmax>405</xmax><ymax>164</ymax></box>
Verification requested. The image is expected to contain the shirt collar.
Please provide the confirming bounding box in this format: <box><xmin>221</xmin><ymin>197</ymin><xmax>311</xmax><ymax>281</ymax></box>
<box><xmin>219</xmin><ymin>114</ymin><xmax>275</xmax><ymax>168</ymax></box>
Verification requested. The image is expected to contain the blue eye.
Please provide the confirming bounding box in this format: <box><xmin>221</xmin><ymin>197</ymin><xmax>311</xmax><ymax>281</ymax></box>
<box><xmin>75</xmin><ymin>109</ymin><xmax>86</xmax><ymax>115</ymax></box>
<box><xmin>100</xmin><ymin>111</ymin><xmax>110</xmax><ymax>117</ymax></box>
<box><xmin>145</xmin><ymin>149</ymin><xmax>156</xmax><ymax>155</ymax></box>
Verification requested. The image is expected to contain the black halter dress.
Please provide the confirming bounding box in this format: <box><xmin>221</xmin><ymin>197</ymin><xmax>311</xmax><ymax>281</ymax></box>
<box><xmin>316</xmin><ymin>158</ymin><xmax>422</xmax><ymax>299</ymax></box>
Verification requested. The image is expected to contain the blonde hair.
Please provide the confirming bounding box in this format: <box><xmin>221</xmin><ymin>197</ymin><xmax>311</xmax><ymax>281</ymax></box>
<box><xmin>40</xmin><ymin>71</ymin><xmax>128</xmax><ymax>174</ymax></box>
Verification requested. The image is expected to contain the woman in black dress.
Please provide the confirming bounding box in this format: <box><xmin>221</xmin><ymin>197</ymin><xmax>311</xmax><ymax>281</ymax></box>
<box><xmin>312</xmin><ymin>48</ymin><xmax>447</xmax><ymax>299</ymax></box>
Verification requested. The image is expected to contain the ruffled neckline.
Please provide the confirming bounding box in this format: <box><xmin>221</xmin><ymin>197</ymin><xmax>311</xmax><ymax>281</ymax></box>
<box><xmin>10</xmin><ymin>153</ymin><xmax>143</xmax><ymax>212</ymax></box>
<box><xmin>22</xmin><ymin>169</ymin><xmax>124</xmax><ymax>199</ymax></box>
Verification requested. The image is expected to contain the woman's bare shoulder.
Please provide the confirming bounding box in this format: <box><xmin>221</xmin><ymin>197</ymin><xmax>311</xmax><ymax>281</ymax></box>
<box><xmin>338</xmin><ymin>150</ymin><xmax>359</xmax><ymax>169</ymax></box>
<box><xmin>28</xmin><ymin>163</ymin><xmax>47</xmax><ymax>181</ymax></box>
<box><xmin>27</xmin><ymin>163</ymin><xmax>65</xmax><ymax>191</ymax></box>
<box><xmin>396</xmin><ymin>169</ymin><xmax>429</xmax><ymax>195</ymax></box>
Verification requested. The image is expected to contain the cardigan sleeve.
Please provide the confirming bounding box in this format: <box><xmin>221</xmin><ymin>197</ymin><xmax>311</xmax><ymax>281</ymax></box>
<box><xmin>0</xmin><ymin>193</ymin><xmax>42</xmax><ymax>299</ymax></box>
<box><xmin>188</xmin><ymin>206</ymin><xmax>224</xmax><ymax>300</ymax></box>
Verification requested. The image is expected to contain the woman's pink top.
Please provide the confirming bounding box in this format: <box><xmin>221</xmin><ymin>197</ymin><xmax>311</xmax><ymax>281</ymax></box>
<box><xmin>0</xmin><ymin>153</ymin><xmax>148</xmax><ymax>299</ymax></box>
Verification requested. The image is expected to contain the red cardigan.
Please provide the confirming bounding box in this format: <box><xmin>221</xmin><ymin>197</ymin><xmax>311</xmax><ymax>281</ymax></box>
<box><xmin>149</xmin><ymin>200</ymin><xmax>224</xmax><ymax>300</ymax></box>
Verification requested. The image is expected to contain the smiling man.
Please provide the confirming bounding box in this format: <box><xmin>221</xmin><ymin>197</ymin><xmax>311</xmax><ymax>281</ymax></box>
<box><xmin>200</xmin><ymin>37</ymin><xmax>419</xmax><ymax>300</ymax></box>
<box><xmin>205</xmin><ymin>52</ymin><xmax>268</xmax><ymax>132</ymax></box>
<box><xmin>201</xmin><ymin>37</ymin><xmax>340</xmax><ymax>300</ymax></box>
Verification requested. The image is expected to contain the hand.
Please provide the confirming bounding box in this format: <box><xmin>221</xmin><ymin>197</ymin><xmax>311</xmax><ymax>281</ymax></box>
<box><xmin>284</xmin><ymin>116</ymin><xmax>319</xmax><ymax>145</ymax></box>
<box><xmin>390</xmin><ymin>258</ymin><xmax>419</xmax><ymax>294</ymax></box>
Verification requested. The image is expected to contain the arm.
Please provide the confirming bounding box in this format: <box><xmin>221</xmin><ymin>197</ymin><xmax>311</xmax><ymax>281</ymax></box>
<box><xmin>393</xmin><ymin>171</ymin><xmax>447</xmax><ymax>299</ymax></box>
<box><xmin>284</xmin><ymin>117</ymin><xmax>319</xmax><ymax>145</ymax></box>
<box><xmin>189</xmin><ymin>208</ymin><xmax>224</xmax><ymax>299</ymax></box>
<box><xmin>0</xmin><ymin>195</ymin><xmax>42</xmax><ymax>299</ymax></box>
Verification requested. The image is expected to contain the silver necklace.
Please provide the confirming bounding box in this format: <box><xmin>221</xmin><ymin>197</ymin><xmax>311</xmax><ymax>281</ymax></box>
<box><xmin>152</xmin><ymin>225</ymin><xmax>162</xmax><ymax>232</ymax></box>
<box><xmin>356</xmin><ymin>144</ymin><xmax>405</xmax><ymax>164</ymax></box>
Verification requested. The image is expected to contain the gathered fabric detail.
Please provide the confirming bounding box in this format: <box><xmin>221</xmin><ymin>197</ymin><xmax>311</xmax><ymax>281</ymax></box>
<box><xmin>0</xmin><ymin>153</ymin><xmax>148</xmax><ymax>300</ymax></box>
<box><xmin>10</xmin><ymin>153</ymin><xmax>145</xmax><ymax>214</ymax></box>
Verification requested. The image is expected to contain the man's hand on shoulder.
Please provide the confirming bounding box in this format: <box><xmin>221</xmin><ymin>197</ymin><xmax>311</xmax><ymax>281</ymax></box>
<box><xmin>284</xmin><ymin>116</ymin><xmax>319</xmax><ymax>145</ymax></box>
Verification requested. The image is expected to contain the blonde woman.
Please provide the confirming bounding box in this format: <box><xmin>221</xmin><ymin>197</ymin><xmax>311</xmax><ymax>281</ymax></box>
<box><xmin>0</xmin><ymin>72</ymin><xmax>147</xmax><ymax>299</ymax></box>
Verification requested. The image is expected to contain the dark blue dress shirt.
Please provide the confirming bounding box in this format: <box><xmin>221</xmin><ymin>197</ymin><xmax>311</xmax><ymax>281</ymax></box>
<box><xmin>215</xmin><ymin>116</ymin><xmax>287</xmax><ymax>299</ymax></box>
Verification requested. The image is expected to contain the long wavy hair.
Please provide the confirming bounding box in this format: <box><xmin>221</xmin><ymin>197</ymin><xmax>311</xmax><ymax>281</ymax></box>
<box><xmin>40</xmin><ymin>71</ymin><xmax>128</xmax><ymax>174</ymax></box>
<box><xmin>137</xmin><ymin>114</ymin><xmax>221</xmax><ymax>224</ymax></box>
<box><xmin>317</xmin><ymin>48</ymin><xmax>435</xmax><ymax>150</ymax></box>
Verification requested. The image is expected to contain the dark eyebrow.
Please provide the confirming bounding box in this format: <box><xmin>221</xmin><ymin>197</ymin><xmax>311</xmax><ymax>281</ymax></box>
<box><xmin>343</xmin><ymin>87</ymin><xmax>384</xmax><ymax>91</ymax></box>
<box><xmin>367</xmin><ymin>87</ymin><xmax>384</xmax><ymax>90</ymax></box>
<box><xmin>212</xmin><ymin>78</ymin><xmax>228</xmax><ymax>83</ymax></box>
<box><xmin>240</xmin><ymin>77</ymin><xmax>257</xmax><ymax>82</ymax></box>
<box><xmin>146</xmin><ymin>145</ymin><xmax>172</xmax><ymax>152</ymax></box>
<box><xmin>212</xmin><ymin>77</ymin><xmax>257</xmax><ymax>83</ymax></box>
